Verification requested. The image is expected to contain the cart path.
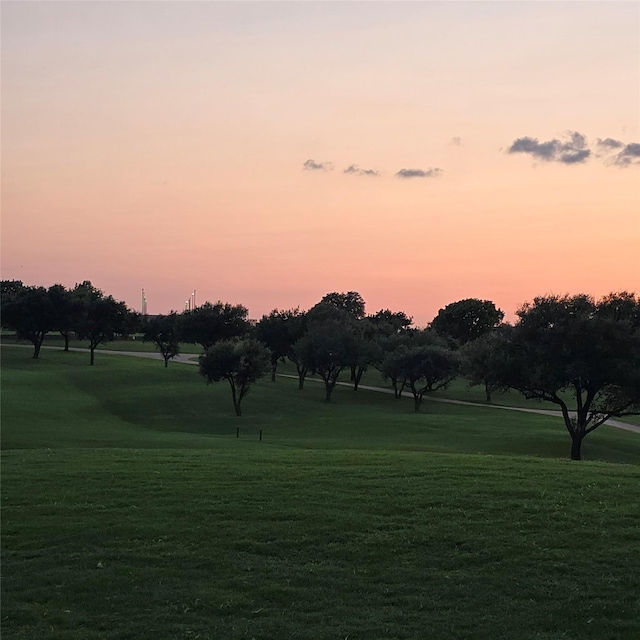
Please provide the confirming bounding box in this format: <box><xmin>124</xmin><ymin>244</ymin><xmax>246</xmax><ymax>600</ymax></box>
<box><xmin>3</xmin><ymin>343</ymin><xmax>639</xmax><ymax>434</ymax></box>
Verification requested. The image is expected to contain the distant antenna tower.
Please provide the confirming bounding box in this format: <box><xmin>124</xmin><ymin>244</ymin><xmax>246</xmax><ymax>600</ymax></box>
<box><xmin>141</xmin><ymin>289</ymin><xmax>148</xmax><ymax>315</ymax></box>
<box><xmin>192</xmin><ymin>289</ymin><xmax>196</xmax><ymax>310</ymax></box>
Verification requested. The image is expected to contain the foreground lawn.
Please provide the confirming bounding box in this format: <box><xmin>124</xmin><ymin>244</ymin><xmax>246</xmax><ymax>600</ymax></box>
<box><xmin>2</xmin><ymin>345</ymin><xmax>639</xmax><ymax>639</ymax></box>
<box><xmin>3</xmin><ymin>448</ymin><xmax>640</xmax><ymax>640</ymax></box>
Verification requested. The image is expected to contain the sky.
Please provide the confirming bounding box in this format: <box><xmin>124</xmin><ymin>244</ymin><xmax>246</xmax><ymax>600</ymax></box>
<box><xmin>2</xmin><ymin>0</ymin><xmax>639</xmax><ymax>325</ymax></box>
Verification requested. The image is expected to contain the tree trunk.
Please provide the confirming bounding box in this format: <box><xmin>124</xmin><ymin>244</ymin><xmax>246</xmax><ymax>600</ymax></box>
<box><xmin>392</xmin><ymin>376</ymin><xmax>402</xmax><ymax>399</ymax></box>
<box><xmin>296</xmin><ymin>365</ymin><xmax>306</xmax><ymax>390</ymax></box>
<box><xmin>324</xmin><ymin>378</ymin><xmax>335</xmax><ymax>402</ymax></box>
<box><xmin>485</xmin><ymin>383</ymin><xmax>492</xmax><ymax>403</ymax></box>
<box><xmin>164</xmin><ymin>356</ymin><xmax>169</xmax><ymax>368</ymax></box>
<box><xmin>229</xmin><ymin>381</ymin><xmax>242</xmax><ymax>417</ymax></box>
<box><xmin>413</xmin><ymin>394</ymin><xmax>422</xmax><ymax>412</ymax></box>
<box><xmin>570</xmin><ymin>435</ymin><xmax>583</xmax><ymax>461</ymax></box>
<box><xmin>350</xmin><ymin>365</ymin><xmax>356</xmax><ymax>381</ymax></box>
<box><xmin>354</xmin><ymin>367</ymin><xmax>365</xmax><ymax>391</ymax></box>
<box><xmin>271</xmin><ymin>362</ymin><xmax>277</xmax><ymax>382</ymax></box>
<box><xmin>33</xmin><ymin>341</ymin><xmax>42</xmax><ymax>359</ymax></box>
<box><xmin>558</xmin><ymin>400</ymin><xmax>585</xmax><ymax>461</ymax></box>
<box><xmin>90</xmin><ymin>344</ymin><xmax>95</xmax><ymax>365</ymax></box>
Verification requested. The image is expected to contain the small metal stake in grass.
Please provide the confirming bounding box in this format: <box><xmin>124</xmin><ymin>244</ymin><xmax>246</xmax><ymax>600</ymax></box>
<box><xmin>236</xmin><ymin>427</ymin><xmax>240</xmax><ymax>438</ymax></box>
<box><xmin>259</xmin><ymin>429</ymin><xmax>263</xmax><ymax>441</ymax></box>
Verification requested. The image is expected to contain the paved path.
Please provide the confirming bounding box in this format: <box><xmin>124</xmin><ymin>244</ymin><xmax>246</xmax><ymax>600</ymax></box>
<box><xmin>275</xmin><ymin>377</ymin><xmax>640</xmax><ymax>435</ymax></box>
<box><xmin>3</xmin><ymin>343</ymin><xmax>639</xmax><ymax>434</ymax></box>
<box><xmin>1</xmin><ymin>344</ymin><xmax>200</xmax><ymax>365</ymax></box>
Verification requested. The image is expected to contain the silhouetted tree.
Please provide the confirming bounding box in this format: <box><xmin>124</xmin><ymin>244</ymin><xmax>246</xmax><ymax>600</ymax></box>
<box><xmin>430</xmin><ymin>298</ymin><xmax>504</xmax><ymax>347</ymax></box>
<box><xmin>460</xmin><ymin>327</ymin><xmax>511</xmax><ymax>402</ymax></box>
<box><xmin>495</xmin><ymin>293</ymin><xmax>640</xmax><ymax>460</ymax></box>
<box><xmin>181</xmin><ymin>301</ymin><xmax>249</xmax><ymax>351</ymax></box>
<box><xmin>48</xmin><ymin>284</ymin><xmax>81</xmax><ymax>351</ymax></box>
<box><xmin>376</xmin><ymin>329</ymin><xmax>448</xmax><ymax>398</ymax></box>
<box><xmin>74</xmin><ymin>281</ymin><xmax>129</xmax><ymax>365</ymax></box>
<box><xmin>381</xmin><ymin>344</ymin><xmax>459</xmax><ymax>411</ymax></box>
<box><xmin>348</xmin><ymin>318</ymin><xmax>383</xmax><ymax>391</ymax></box>
<box><xmin>1</xmin><ymin>284</ymin><xmax>56</xmax><ymax>358</ymax></box>
<box><xmin>143</xmin><ymin>312</ymin><xmax>181</xmax><ymax>367</ymax></box>
<box><xmin>293</xmin><ymin>318</ymin><xmax>360</xmax><ymax>401</ymax></box>
<box><xmin>1</xmin><ymin>280</ymin><xmax>26</xmax><ymax>315</ymax></box>
<box><xmin>199</xmin><ymin>338</ymin><xmax>270</xmax><ymax>416</ymax></box>
<box><xmin>256</xmin><ymin>308</ymin><xmax>306</xmax><ymax>382</ymax></box>
<box><xmin>368</xmin><ymin>309</ymin><xmax>413</xmax><ymax>335</ymax></box>
<box><xmin>311</xmin><ymin>291</ymin><xmax>366</xmax><ymax>320</ymax></box>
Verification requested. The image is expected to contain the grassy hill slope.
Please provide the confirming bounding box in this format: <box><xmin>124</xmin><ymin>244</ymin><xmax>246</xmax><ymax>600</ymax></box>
<box><xmin>2</xmin><ymin>347</ymin><xmax>639</xmax><ymax>463</ymax></box>
<box><xmin>2</xmin><ymin>345</ymin><xmax>639</xmax><ymax>639</ymax></box>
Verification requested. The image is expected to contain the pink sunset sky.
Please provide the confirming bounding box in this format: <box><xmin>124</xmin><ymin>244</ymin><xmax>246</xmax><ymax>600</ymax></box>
<box><xmin>2</xmin><ymin>1</ymin><xmax>639</xmax><ymax>325</ymax></box>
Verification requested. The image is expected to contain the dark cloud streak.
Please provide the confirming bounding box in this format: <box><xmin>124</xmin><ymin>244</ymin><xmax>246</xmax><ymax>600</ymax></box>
<box><xmin>395</xmin><ymin>168</ymin><xmax>443</xmax><ymax>179</ymax></box>
<box><xmin>596</xmin><ymin>137</ymin><xmax>624</xmax><ymax>149</ymax></box>
<box><xmin>343</xmin><ymin>164</ymin><xmax>379</xmax><ymax>176</ymax></box>
<box><xmin>614</xmin><ymin>142</ymin><xmax>640</xmax><ymax>167</ymax></box>
<box><xmin>508</xmin><ymin>131</ymin><xmax>591</xmax><ymax>164</ymax></box>
<box><xmin>303</xmin><ymin>159</ymin><xmax>333</xmax><ymax>171</ymax></box>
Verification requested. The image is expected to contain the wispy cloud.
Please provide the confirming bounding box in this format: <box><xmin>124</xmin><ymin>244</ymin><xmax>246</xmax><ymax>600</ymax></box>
<box><xmin>303</xmin><ymin>159</ymin><xmax>333</xmax><ymax>171</ymax></box>
<box><xmin>395</xmin><ymin>168</ymin><xmax>443</xmax><ymax>179</ymax></box>
<box><xmin>450</xmin><ymin>136</ymin><xmax>462</xmax><ymax>146</ymax></box>
<box><xmin>343</xmin><ymin>164</ymin><xmax>380</xmax><ymax>176</ymax></box>
<box><xmin>613</xmin><ymin>142</ymin><xmax>640</xmax><ymax>167</ymax></box>
<box><xmin>508</xmin><ymin>131</ymin><xmax>591</xmax><ymax>164</ymax></box>
<box><xmin>596</xmin><ymin>137</ymin><xmax>624</xmax><ymax>150</ymax></box>
<box><xmin>593</xmin><ymin>137</ymin><xmax>640</xmax><ymax>167</ymax></box>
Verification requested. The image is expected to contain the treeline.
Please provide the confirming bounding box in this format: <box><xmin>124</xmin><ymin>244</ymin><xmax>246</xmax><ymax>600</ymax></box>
<box><xmin>2</xmin><ymin>281</ymin><xmax>639</xmax><ymax>460</ymax></box>
<box><xmin>1</xmin><ymin>281</ymin><xmax>135</xmax><ymax>364</ymax></box>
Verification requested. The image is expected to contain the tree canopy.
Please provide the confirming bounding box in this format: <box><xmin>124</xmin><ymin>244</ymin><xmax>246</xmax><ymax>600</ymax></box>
<box><xmin>495</xmin><ymin>293</ymin><xmax>640</xmax><ymax>460</ymax></box>
<box><xmin>74</xmin><ymin>281</ymin><xmax>129</xmax><ymax>365</ymax></box>
<box><xmin>255</xmin><ymin>308</ymin><xmax>306</xmax><ymax>382</ymax></box>
<box><xmin>143</xmin><ymin>313</ymin><xmax>181</xmax><ymax>367</ymax></box>
<box><xmin>1</xmin><ymin>283</ymin><xmax>56</xmax><ymax>358</ymax></box>
<box><xmin>198</xmin><ymin>338</ymin><xmax>270</xmax><ymax>416</ymax></box>
<box><xmin>460</xmin><ymin>327</ymin><xmax>511</xmax><ymax>403</ymax></box>
<box><xmin>181</xmin><ymin>301</ymin><xmax>249</xmax><ymax>351</ymax></box>
<box><xmin>430</xmin><ymin>298</ymin><xmax>504</xmax><ymax>347</ymax></box>
<box><xmin>293</xmin><ymin>318</ymin><xmax>360</xmax><ymax>401</ymax></box>
<box><xmin>381</xmin><ymin>344</ymin><xmax>459</xmax><ymax>411</ymax></box>
<box><xmin>311</xmin><ymin>291</ymin><xmax>366</xmax><ymax>320</ymax></box>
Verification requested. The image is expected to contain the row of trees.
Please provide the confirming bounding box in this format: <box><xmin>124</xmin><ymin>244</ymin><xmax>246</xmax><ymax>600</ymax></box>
<box><xmin>0</xmin><ymin>280</ymin><xmax>252</xmax><ymax>366</ymax></box>
<box><xmin>1</xmin><ymin>280</ymin><xmax>133</xmax><ymax>364</ymax></box>
<box><xmin>2</xmin><ymin>281</ymin><xmax>639</xmax><ymax>460</ymax></box>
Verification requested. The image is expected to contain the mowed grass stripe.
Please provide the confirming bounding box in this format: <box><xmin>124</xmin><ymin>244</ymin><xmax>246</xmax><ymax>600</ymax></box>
<box><xmin>3</xmin><ymin>448</ymin><xmax>639</xmax><ymax>640</ymax></box>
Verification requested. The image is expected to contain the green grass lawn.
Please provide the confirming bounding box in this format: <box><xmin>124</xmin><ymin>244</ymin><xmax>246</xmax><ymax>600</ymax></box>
<box><xmin>3</xmin><ymin>347</ymin><xmax>638</xmax><ymax>462</ymax></box>
<box><xmin>1</xmin><ymin>332</ymin><xmax>204</xmax><ymax>354</ymax></box>
<box><xmin>4</xmin><ymin>448</ymin><xmax>640</xmax><ymax>640</ymax></box>
<box><xmin>278</xmin><ymin>359</ymin><xmax>579</xmax><ymax>412</ymax></box>
<box><xmin>2</xmin><ymin>345</ymin><xmax>640</xmax><ymax>639</ymax></box>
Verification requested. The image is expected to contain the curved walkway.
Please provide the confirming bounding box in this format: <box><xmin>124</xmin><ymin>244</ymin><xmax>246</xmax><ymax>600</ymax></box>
<box><xmin>3</xmin><ymin>343</ymin><xmax>639</xmax><ymax>434</ymax></box>
<box><xmin>277</xmin><ymin>374</ymin><xmax>640</xmax><ymax>434</ymax></box>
